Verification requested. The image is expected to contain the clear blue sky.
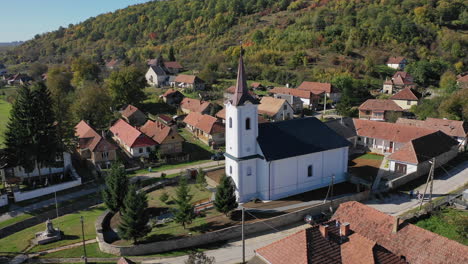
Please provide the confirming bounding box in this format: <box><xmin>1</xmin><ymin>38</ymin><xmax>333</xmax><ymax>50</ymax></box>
<box><xmin>0</xmin><ymin>0</ymin><xmax>151</xmax><ymax>42</ymax></box>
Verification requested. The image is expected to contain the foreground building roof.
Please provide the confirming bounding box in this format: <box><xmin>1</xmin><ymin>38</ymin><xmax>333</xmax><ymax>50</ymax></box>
<box><xmin>396</xmin><ymin>118</ymin><xmax>468</xmax><ymax>138</ymax></box>
<box><xmin>258</xmin><ymin>97</ymin><xmax>289</xmax><ymax>117</ymax></box>
<box><xmin>183</xmin><ymin>112</ymin><xmax>224</xmax><ymax>134</ymax></box>
<box><xmin>359</xmin><ymin>99</ymin><xmax>403</xmax><ymax>112</ymax></box>
<box><xmin>353</xmin><ymin>119</ymin><xmax>437</xmax><ymax>143</ymax></box>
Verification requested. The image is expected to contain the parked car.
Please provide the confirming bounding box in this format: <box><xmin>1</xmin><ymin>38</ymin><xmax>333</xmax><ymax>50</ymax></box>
<box><xmin>211</xmin><ymin>152</ymin><xmax>225</xmax><ymax>161</ymax></box>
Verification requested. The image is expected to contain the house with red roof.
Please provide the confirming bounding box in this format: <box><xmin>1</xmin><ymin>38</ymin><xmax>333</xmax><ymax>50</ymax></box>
<box><xmin>109</xmin><ymin>119</ymin><xmax>157</xmax><ymax>158</ymax></box>
<box><xmin>353</xmin><ymin>119</ymin><xmax>436</xmax><ymax>154</ymax></box>
<box><xmin>75</xmin><ymin>121</ymin><xmax>118</xmax><ymax>169</ymax></box>
<box><xmin>387</xmin><ymin>131</ymin><xmax>458</xmax><ymax>176</ymax></box>
<box><xmin>269</xmin><ymin>87</ymin><xmax>318</xmax><ymax>110</ymax></box>
<box><xmin>390</xmin><ymin>88</ymin><xmax>422</xmax><ymax>110</ymax></box>
<box><xmin>456</xmin><ymin>74</ymin><xmax>468</xmax><ymax>89</ymax></box>
<box><xmin>120</xmin><ymin>105</ymin><xmax>147</xmax><ymax>127</ymax></box>
<box><xmin>254</xmin><ymin>201</ymin><xmax>468</xmax><ymax>264</ymax></box>
<box><xmin>161</xmin><ymin>88</ymin><xmax>184</xmax><ymax>106</ymax></box>
<box><xmin>386</xmin><ymin>56</ymin><xmax>407</xmax><ymax>70</ymax></box>
<box><xmin>183</xmin><ymin>112</ymin><xmax>225</xmax><ymax>147</ymax></box>
<box><xmin>139</xmin><ymin>120</ymin><xmax>184</xmax><ymax>155</ymax></box>
<box><xmin>172</xmin><ymin>74</ymin><xmax>205</xmax><ymax>90</ymax></box>
<box><xmin>105</xmin><ymin>59</ymin><xmax>121</xmax><ymax>70</ymax></box>
<box><xmin>179</xmin><ymin>97</ymin><xmax>212</xmax><ymax>115</ymax></box>
<box><xmin>358</xmin><ymin>99</ymin><xmax>404</xmax><ymax>122</ymax></box>
<box><xmin>383</xmin><ymin>71</ymin><xmax>415</xmax><ymax>94</ymax></box>
<box><xmin>297</xmin><ymin>81</ymin><xmax>341</xmax><ymax>102</ymax></box>
<box><xmin>224</xmin><ymin>86</ymin><xmax>258</xmax><ymax>103</ymax></box>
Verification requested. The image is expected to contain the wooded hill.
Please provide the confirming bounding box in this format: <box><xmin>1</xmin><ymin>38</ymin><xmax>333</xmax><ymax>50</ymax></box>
<box><xmin>2</xmin><ymin>0</ymin><xmax>466</xmax><ymax>86</ymax></box>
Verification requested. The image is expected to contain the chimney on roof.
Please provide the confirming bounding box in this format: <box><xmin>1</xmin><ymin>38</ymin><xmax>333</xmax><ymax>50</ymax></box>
<box><xmin>340</xmin><ymin>222</ymin><xmax>350</xmax><ymax>237</ymax></box>
<box><xmin>392</xmin><ymin>217</ymin><xmax>401</xmax><ymax>234</ymax></box>
<box><xmin>101</xmin><ymin>130</ymin><xmax>105</xmax><ymax>138</ymax></box>
<box><xmin>319</xmin><ymin>224</ymin><xmax>329</xmax><ymax>239</ymax></box>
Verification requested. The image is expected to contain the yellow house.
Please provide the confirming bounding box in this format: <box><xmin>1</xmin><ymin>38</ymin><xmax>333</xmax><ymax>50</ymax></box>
<box><xmin>390</xmin><ymin>88</ymin><xmax>422</xmax><ymax>110</ymax></box>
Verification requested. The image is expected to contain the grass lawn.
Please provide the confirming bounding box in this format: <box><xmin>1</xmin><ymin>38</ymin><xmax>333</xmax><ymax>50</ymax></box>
<box><xmin>39</xmin><ymin>242</ymin><xmax>116</xmax><ymax>258</ymax></box>
<box><xmin>0</xmin><ymin>205</ymin><xmax>106</xmax><ymax>254</ymax></box>
<box><xmin>0</xmin><ymin>99</ymin><xmax>12</xmax><ymax>147</ymax></box>
<box><xmin>147</xmin><ymin>182</ymin><xmax>212</xmax><ymax>208</ymax></box>
<box><xmin>415</xmin><ymin>208</ymin><xmax>468</xmax><ymax>245</ymax></box>
<box><xmin>129</xmin><ymin>159</ymin><xmax>213</xmax><ymax>177</ymax></box>
<box><xmin>179</xmin><ymin>129</ymin><xmax>215</xmax><ymax>159</ymax></box>
<box><xmin>0</xmin><ymin>213</ymin><xmax>34</xmax><ymax>230</ymax></box>
<box><xmin>358</xmin><ymin>153</ymin><xmax>384</xmax><ymax>160</ymax></box>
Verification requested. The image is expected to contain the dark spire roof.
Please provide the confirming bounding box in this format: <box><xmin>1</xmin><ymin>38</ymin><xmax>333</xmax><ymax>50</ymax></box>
<box><xmin>232</xmin><ymin>47</ymin><xmax>259</xmax><ymax>106</ymax></box>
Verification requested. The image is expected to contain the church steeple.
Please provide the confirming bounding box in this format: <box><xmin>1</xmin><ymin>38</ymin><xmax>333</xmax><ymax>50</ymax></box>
<box><xmin>232</xmin><ymin>46</ymin><xmax>259</xmax><ymax>106</ymax></box>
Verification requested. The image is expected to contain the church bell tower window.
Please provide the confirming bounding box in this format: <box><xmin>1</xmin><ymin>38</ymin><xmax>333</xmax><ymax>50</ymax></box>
<box><xmin>246</xmin><ymin>118</ymin><xmax>251</xmax><ymax>130</ymax></box>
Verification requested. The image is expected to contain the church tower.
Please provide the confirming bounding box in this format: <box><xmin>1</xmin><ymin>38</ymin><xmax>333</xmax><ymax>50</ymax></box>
<box><xmin>224</xmin><ymin>48</ymin><xmax>260</xmax><ymax>203</ymax></box>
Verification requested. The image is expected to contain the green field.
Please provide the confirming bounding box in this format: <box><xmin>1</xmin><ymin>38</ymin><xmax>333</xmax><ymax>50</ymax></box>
<box><xmin>39</xmin><ymin>242</ymin><xmax>116</xmax><ymax>258</ymax></box>
<box><xmin>415</xmin><ymin>208</ymin><xmax>468</xmax><ymax>245</ymax></box>
<box><xmin>0</xmin><ymin>99</ymin><xmax>11</xmax><ymax>147</ymax></box>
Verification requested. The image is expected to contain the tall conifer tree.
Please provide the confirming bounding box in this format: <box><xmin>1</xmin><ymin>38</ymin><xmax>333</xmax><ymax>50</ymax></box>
<box><xmin>172</xmin><ymin>176</ymin><xmax>195</xmax><ymax>229</ymax></box>
<box><xmin>118</xmin><ymin>184</ymin><xmax>150</xmax><ymax>244</ymax></box>
<box><xmin>103</xmin><ymin>163</ymin><xmax>129</xmax><ymax>213</ymax></box>
<box><xmin>214</xmin><ymin>174</ymin><xmax>238</xmax><ymax>216</ymax></box>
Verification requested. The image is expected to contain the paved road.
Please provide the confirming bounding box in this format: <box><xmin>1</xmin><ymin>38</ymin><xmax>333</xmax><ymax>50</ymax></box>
<box><xmin>365</xmin><ymin>161</ymin><xmax>468</xmax><ymax>216</ymax></box>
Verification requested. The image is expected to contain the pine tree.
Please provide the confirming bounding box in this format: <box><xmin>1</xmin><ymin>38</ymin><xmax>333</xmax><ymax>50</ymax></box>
<box><xmin>196</xmin><ymin>168</ymin><xmax>206</xmax><ymax>189</ymax></box>
<box><xmin>172</xmin><ymin>176</ymin><xmax>195</xmax><ymax>229</ymax></box>
<box><xmin>168</xmin><ymin>46</ymin><xmax>176</xmax><ymax>61</ymax></box>
<box><xmin>103</xmin><ymin>163</ymin><xmax>129</xmax><ymax>213</ymax></box>
<box><xmin>118</xmin><ymin>184</ymin><xmax>150</xmax><ymax>244</ymax></box>
<box><xmin>214</xmin><ymin>174</ymin><xmax>238</xmax><ymax>216</ymax></box>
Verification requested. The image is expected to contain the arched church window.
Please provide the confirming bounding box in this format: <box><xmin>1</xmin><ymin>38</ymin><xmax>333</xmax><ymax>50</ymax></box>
<box><xmin>230</xmin><ymin>166</ymin><xmax>233</xmax><ymax>175</ymax></box>
<box><xmin>308</xmin><ymin>165</ymin><xmax>313</xmax><ymax>177</ymax></box>
<box><xmin>229</xmin><ymin>117</ymin><xmax>232</xmax><ymax>128</ymax></box>
<box><xmin>247</xmin><ymin>167</ymin><xmax>252</xmax><ymax>176</ymax></box>
<box><xmin>246</xmin><ymin>118</ymin><xmax>251</xmax><ymax>130</ymax></box>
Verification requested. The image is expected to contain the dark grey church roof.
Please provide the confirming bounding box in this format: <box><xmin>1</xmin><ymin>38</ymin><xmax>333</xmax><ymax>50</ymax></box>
<box><xmin>325</xmin><ymin>117</ymin><xmax>357</xmax><ymax>140</ymax></box>
<box><xmin>257</xmin><ymin>117</ymin><xmax>350</xmax><ymax>161</ymax></box>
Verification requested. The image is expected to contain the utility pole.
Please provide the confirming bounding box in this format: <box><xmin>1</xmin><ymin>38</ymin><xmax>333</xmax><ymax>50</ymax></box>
<box><xmin>330</xmin><ymin>174</ymin><xmax>335</xmax><ymax>212</ymax></box>
<box><xmin>322</xmin><ymin>93</ymin><xmax>327</xmax><ymax>120</ymax></box>
<box><xmin>428</xmin><ymin>158</ymin><xmax>435</xmax><ymax>210</ymax></box>
<box><xmin>419</xmin><ymin>158</ymin><xmax>435</xmax><ymax>210</ymax></box>
<box><xmin>242</xmin><ymin>207</ymin><xmax>245</xmax><ymax>264</ymax></box>
<box><xmin>54</xmin><ymin>188</ymin><xmax>59</xmax><ymax>219</ymax></box>
<box><xmin>80</xmin><ymin>216</ymin><xmax>87</xmax><ymax>264</ymax></box>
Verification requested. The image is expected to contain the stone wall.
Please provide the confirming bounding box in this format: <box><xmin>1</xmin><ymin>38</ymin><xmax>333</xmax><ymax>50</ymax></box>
<box><xmin>13</xmin><ymin>177</ymin><xmax>82</xmax><ymax>202</ymax></box>
<box><xmin>96</xmin><ymin>191</ymin><xmax>369</xmax><ymax>256</ymax></box>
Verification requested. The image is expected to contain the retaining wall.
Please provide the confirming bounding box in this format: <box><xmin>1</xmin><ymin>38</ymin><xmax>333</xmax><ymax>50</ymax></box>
<box><xmin>96</xmin><ymin>191</ymin><xmax>369</xmax><ymax>256</ymax></box>
<box><xmin>13</xmin><ymin>178</ymin><xmax>82</xmax><ymax>202</ymax></box>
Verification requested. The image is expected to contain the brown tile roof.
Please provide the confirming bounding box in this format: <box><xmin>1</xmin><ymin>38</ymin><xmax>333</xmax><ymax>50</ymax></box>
<box><xmin>396</xmin><ymin>118</ymin><xmax>468</xmax><ymax>138</ymax></box>
<box><xmin>162</xmin><ymin>88</ymin><xmax>179</xmax><ymax>97</ymax></box>
<box><xmin>139</xmin><ymin>120</ymin><xmax>173</xmax><ymax>144</ymax></box>
<box><xmin>390</xmin><ymin>88</ymin><xmax>421</xmax><ymax>101</ymax></box>
<box><xmin>110</xmin><ymin>119</ymin><xmax>157</xmax><ymax>148</ymax></box>
<box><xmin>215</xmin><ymin>108</ymin><xmax>226</xmax><ymax>120</ymax></box>
<box><xmin>269</xmin><ymin>87</ymin><xmax>312</xmax><ymax>99</ymax></box>
<box><xmin>75</xmin><ymin>121</ymin><xmax>117</xmax><ymax>152</ymax></box>
<box><xmin>359</xmin><ymin>99</ymin><xmax>403</xmax><ymax>111</ymax></box>
<box><xmin>353</xmin><ymin>119</ymin><xmax>436</xmax><ymax>143</ymax></box>
<box><xmin>183</xmin><ymin>112</ymin><xmax>224</xmax><ymax>134</ymax></box>
<box><xmin>157</xmin><ymin>114</ymin><xmax>173</xmax><ymax>124</ymax></box>
<box><xmin>256</xmin><ymin>230</ymin><xmax>307</xmax><ymax>264</ymax></box>
<box><xmin>164</xmin><ymin>61</ymin><xmax>183</xmax><ymax>69</ymax></box>
<box><xmin>388</xmin><ymin>131</ymin><xmax>459</xmax><ymax>164</ymax></box>
<box><xmin>258</xmin><ymin>97</ymin><xmax>288</xmax><ymax>116</ymax></box>
<box><xmin>180</xmin><ymin>98</ymin><xmax>211</xmax><ymax>113</ymax></box>
<box><xmin>121</xmin><ymin>105</ymin><xmax>146</xmax><ymax>120</ymax></box>
<box><xmin>333</xmin><ymin>201</ymin><xmax>468</xmax><ymax>264</ymax></box>
<box><xmin>341</xmin><ymin>233</ymin><xmax>375</xmax><ymax>264</ymax></box>
<box><xmin>174</xmin><ymin>74</ymin><xmax>199</xmax><ymax>84</ymax></box>
<box><xmin>457</xmin><ymin>74</ymin><xmax>468</xmax><ymax>83</ymax></box>
<box><xmin>386</xmin><ymin>57</ymin><xmax>406</xmax><ymax>64</ymax></box>
<box><xmin>225</xmin><ymin>86</ymin><xmax>256</xmax><ymax>97</ymax></box>
<box><xmin>250</xmin><ymin>82</ymin><xmax>262</xmax><ymax>88</ymax></box>
<box><xmin>297</xmin><ymin>81</ymin><xmax>333</xmax><ymax>94</ymax></box>
<box><xmin>392</xmin><ymin>72</ymin><xmax>413</xmax><ymax>85</ymax></box>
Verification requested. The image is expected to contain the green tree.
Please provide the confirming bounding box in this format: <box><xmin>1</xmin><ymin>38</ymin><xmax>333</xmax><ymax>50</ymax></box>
<box><xmin>28</xmin><ymin>62</ymin><xmax>48</xmax><ymax>81</ymax></box>
<box><xmin>172</xmin><ymin>176</ymin><xmax>195</xmax><ymax>229</ymax></box>
<box><xmin>214</xmin><ymin>174</ymin><xmax>238</xmax><ymax>216</ymax></box>
<box><xmin>72</xmin><ymin>81</ymin><xmax>113</xmax><ymax>129</ymax></box>
<box><xmin>159</xmin><ymin>191</ymin><xmax>169</xmax><ymax>204</ymax></box>
<box><xmin>185</xmin><ymin>251</ymin><xmax>215</xmax><ymax>264</ymax></box>
<box><xmin>71</xmin><ymin>57</ymin><xmax>101</xmax><ymax>87</ymax></box>
<box><xmin>118</xmin><ymin>184</ymin><xmax>150</xmax><ymax>244</ymax></box>
<box><xmin>106</xmin><ymin>66</ymin><xmax>146</xmax><ymax>107</ymax></box>
<box><xmin>168</xmin><ymin>46</ymin><xmax>176</xmax><ymax>61</ymax></box>
<box><xmin>196</xmin><ymin>168</ymin><xmax>206</xmax><ymax>189</ymax></box>
<box><xmin>103</xmin><ymin>163</ymin><xmax>129</xmax><ymax>213</ymax></box>
<box><xmin>439</xmin><ymin>71</ymin><xmax>458</xmax><ymax>93</ymax></box>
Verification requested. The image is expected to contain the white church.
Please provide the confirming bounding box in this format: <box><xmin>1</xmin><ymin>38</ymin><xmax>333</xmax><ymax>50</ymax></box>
<box><xmin>225</xmin><ymin>50</ymin><xmax>350</xmax><ymax>203</ymax></box>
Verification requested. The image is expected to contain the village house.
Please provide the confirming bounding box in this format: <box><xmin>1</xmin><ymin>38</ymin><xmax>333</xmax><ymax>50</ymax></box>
<box><xmin>105</xmin><ymin>59</ymin><xmax>121</xmax><ymax>70</ymax></box>
<box><xmin>390</xmin><ymin>87</ymin><xmax>422</xmax><ymax>110</ymax></box>
<box><xmin>456</xmin><ymin>74</ymin><xmax>468</xmax><ymax>89</ymax></box>
<box><xmin>297</xmin><ymin>81</ymin><xmax>340</xmax><ymax>103</ymax></box>
<box><xmin>254</xmin><ymin>201</ymin><xmax>468</xmax><ymax>264</ymax></box>
<box><xmin>358</xmin><ymin>99</ymin><xmax>404</xmax><ymax>122</ymax></box>
<box><xmin>269</xmin><ymin>87</ymin><xmax>317</xmax><ymax>110</ymax></box>
<box><xmin>383</xmin><ymin>71</ymin><xmax>415</xmax><ymax>94</ymax></box>
<box><xmin>172</xmin><ymin>74</ymin><xmax>205</xmax><ymax>90</ymax></box>
<box><xmin>353</xmin><ymin>119</ymin><xmax>436</xmax><ymax>154</ymax></box>
<box><xmin>5</xmin><ymin>73</ymin><xmax>33</xmax><ymax>86</ymax></box>
<box><xmin>387</xmin><ymin>131</ymin><xmax>458</xmax><ymax>176</ymax></box>
<box><xmin>156</xmin><ymin>114</ymin><xmax>176</xmax><ymax>127</ymax></box>
<box><xmin>179</xmin><ymin>97</ymin><xmax>212</xmax><ymax>115</ymax></box>
<box><xmin>225</xmin><ymin>50</ymin><xmax>350</xmax><ymax>202</ymax></box>
<box><xmin>75</xmin><ymin>121</ymin><xmax>118</xmax><ymax>169</ymax></box>
<box><xmin>250</xmin><ymin>82</ymin><xmax>266</xmax><ymax>91</ymax></box>
<box><xmin>148</xmin><ymin>59</ymin><xmax>184</xmax><ymax>74</ymax></box>
<box><xmin>120</xmin><ymin>104</ymin><xmax>147</xmax><ymax>127</ymax></box>
<box><xmin>145</xmin><ymin>65</ymin><xmax>168</xmax><ymax>87</ymax></box>
<box><xmin>109</xmin><ymin>119</ymin><xmax>157</xmax><ymax>158</ymax></box>
<box><xmin>139</xmin><ymin>120</ymin><xmax>184</xmax><ymax>155</ymax></box>
<box><xmin>161</xmin><ymin>88</ymin><xmax>184</xmax><ymax>106</ymax></box>
<box><xmin>258</xmin><ymin>96</ymin><xmax>294</xmax><ymax>121</ymax></box>
<box><xmin>396</xmin><ymin>117</ymin><xmax>468</xmax><ymax>150</ymax></box>
<box><xmin>183</xmin><ymin>112</ymin><xmax>225</xmax><ymax>147</ymax></box>
<box><xmin>215</xmin><ymin>108</ymin><xmax>226</xmax><ymax>123</ymax></box>
<box><xmin>386</xmin><ymin>56</ymin><xmax>408</xmax><ymax>70</ymax></box>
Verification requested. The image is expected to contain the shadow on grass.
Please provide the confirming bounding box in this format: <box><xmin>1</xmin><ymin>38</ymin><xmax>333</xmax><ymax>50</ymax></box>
<box><xmin>183</xmin><ymin>142</ymin><xmax>213</xmax><ymax>161</ymax></box>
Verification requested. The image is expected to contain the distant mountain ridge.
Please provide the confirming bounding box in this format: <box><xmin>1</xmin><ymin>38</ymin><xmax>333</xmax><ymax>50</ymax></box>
<box><xmin>0</xmin><ymin>41</ymin><xmax>23</xmax><ymax>47</ymax></box>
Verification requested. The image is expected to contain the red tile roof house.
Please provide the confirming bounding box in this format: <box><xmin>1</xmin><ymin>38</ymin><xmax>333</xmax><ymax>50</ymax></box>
<box><xmin>386</xmin><ymin>131</ymin><xmax>458</xmax><ymax>181</ymax></box>
<box><xmin>75</xmin><ymin>121</ymin><xmax>118</xmax><ymax>169</ymax></box>
<box><xmin>109</xmin><ymin>119</ymin><xmax>157</xmax><ymax>158</ymax></box>
<box><xmin>105</xmin><ymin>59</ymin><xmax>121</xmax><ymax>70</ymax></box>
<box><xmin>269</xmin><ymin>87</ymin><xmax>314</xmax><ymax>111</ymax></box>
<box><xmin>161</xmin><ymin>88</ymin><xmax>184</xmax><ymax>106</ymax></box>
<box><xmin>224</xmin><ymin>86</ymin><xmax>257</xmax><ymax>103</ymax></box>
<box><xmin>120</xmin><ymin>104</ymin><xmax>147</xmax><ymax>127</ymax></box>
<box><xmin>456</xmin><ymin>74</ymin><xmax>468</xmax><ymax>89</ymax></box>
<box><xmin>172</xmin><ymin>74</ymin><xmax>205</xmax><ymax>90</ymax></box>
<box><xmin>358</xmin><ymin>99</ymin><xmax>404</xmax><ymax>122</ymax></box>
<box><xmin>254</xmin><ymin>201</ymin><xmax>468</xmax><ymax>264</ymax></box>
<box><xmin>353</xmin><ymin>119</ymin><xmax>436</xmax><ymax>154</ymax></box>
<box><xmin>390</xmin><ymin>88</ymin><xmax>422</xmax><ymax>110</ymax></box>
<box><xmin>179</xmin><ymin>97</ymin><xmax>212</xmax><ymax>115</ymax></box>
<box><xmin>396</xmin><ymin>117</ymin><xmax>468</xmax><ymax>150</ymax></box>
<box><xmin>297</xmin><ymin>81</ymin><xmax>340</xmax><ymax>103</ymax></box>
<box><xmin>386</xmin><ymin>56</ymin><xmax>408</xmax><ymax>70</ymax></box>
<box><xmin>139</xmin><ymin>120</ymin><xmax>184</xmax><ymax>155</ymax></box>
<box><xmin>383</xmin><ymin>71</ymin><xmax>415</xmax><ymax>94</ymax></box>
<box><xmin>183</xmin><ymin>112</ymin><xmax>225</xmax><ymax>147</ymax></box>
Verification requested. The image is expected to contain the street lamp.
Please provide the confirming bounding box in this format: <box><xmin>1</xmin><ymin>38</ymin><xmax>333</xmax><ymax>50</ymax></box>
<box><xmin>80</xmin><ymin>216</ymin><xmax>87</xmax><ymax>264</ymax></box>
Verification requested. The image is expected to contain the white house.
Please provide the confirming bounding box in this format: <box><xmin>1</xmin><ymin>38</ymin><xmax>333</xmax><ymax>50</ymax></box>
<box><xmin>145</xmin><ymin>65</ymin><xmax>168</xmax><ymax>87</ymax></box>
<box><xmin>386</xmin><ymin>56</ymin><xmax>407</xmax><ymax>70</ymax></box>
<box><xmin>258</xmin><ymin>96</ymin><xmax>295</xmax><ymax>121</ymax></box>
<box><xmin>225</xmin><ymin>51</ymin><xmax>350</xmax><ymax>203</ymax></box>
<box><xmin>109</xmin><ymin>119</ymin><xmax>157</xmax><ymax>158</ymax></box>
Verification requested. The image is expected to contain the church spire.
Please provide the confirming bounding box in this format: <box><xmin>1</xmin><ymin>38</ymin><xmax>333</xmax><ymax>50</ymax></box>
<box><xmin>232</xmin><ymin>45</ymin><xmax>258</xmax><ymax>106</ymax></box>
